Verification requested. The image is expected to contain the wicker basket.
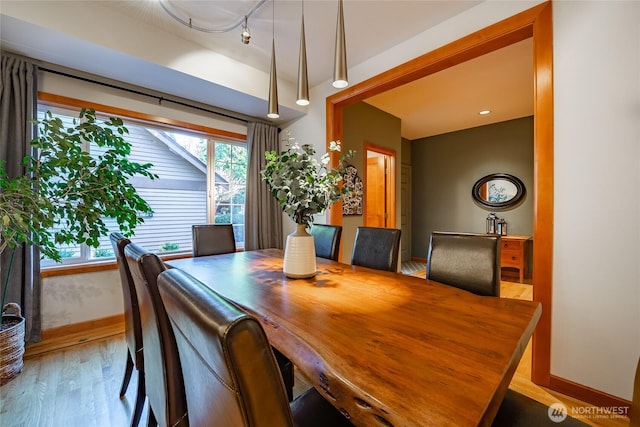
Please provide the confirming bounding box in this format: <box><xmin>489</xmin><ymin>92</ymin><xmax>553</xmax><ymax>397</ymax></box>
<box><xmin>0</xmin><ymin>303</ymin><xmax>25</xmax><ymax>385</ymax></box>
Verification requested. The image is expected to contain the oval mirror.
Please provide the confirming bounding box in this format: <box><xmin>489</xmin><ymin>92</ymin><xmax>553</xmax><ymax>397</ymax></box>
<box><xmin>472</xmin><ymin>173</ymin><xmax>526</xmax><ymax>210</ymax></box>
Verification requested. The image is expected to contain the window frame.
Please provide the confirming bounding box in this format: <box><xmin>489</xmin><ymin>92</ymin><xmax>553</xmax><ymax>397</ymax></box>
<box><xmin>38</xmin><ymin>93</ymin><xmax>247</xmax><ymax>276</ymax></box>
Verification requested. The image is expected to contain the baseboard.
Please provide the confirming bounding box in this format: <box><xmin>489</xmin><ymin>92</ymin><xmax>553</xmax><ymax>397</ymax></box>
<box><xmin>549</xmin><ymin>374</ymin><xmax>631</xmax><ymax>415</ymax></box>
<box><xmin>25</xmin><ymin>314</ymin><xmax>124</xmax><ymax>359</ymax></box>
<box><xmin>410</xmin><ymin>257</ymin><xmax>427</xmax><ymax>263</ymax></box>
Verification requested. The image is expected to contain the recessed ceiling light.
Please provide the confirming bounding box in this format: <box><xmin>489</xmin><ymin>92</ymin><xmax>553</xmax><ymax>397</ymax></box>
<box><xmin>479</xmin><ymin>110</ymin><xmax>491</xmax><ymax>115</ymax></box>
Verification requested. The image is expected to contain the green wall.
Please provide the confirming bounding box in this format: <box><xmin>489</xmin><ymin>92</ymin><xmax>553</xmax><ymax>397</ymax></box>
<box><xmin>342</xmin><ymin>102</ymin><xmax>401</xmax><ymax>264</ymax></box>
<box><xmin>410</xmin><ymin>116</ymin><xmax>534</xmax><ymax>258</ymax></box>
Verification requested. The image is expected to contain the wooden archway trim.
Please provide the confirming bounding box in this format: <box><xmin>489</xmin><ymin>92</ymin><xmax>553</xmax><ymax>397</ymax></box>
<box><xmin>326</xmin><ymin>2</ymin><xmax>553</xmax><ymax>386</ymax></box>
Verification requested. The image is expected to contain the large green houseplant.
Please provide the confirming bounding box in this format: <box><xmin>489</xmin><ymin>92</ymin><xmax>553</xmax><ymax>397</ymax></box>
<box><xmin>0</xmin><ymin>108</ymin><xmax>156</xmax><ymax>383</ymax></box>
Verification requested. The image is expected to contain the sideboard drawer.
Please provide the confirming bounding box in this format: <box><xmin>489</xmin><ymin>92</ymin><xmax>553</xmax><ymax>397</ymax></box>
<box><xmin>501</xmin><ymin>250</ymin><xmax>522</xmax><ymax>268</ymax></box>
<box><xmin>499</xmin><ymin>235</ymin><xmax>531</xmax><ymax>283</ymax></box>
<box><xmin>502</xmin><ymin>240</ymin><xmax>521</xmax><ymax>251</ymax></box>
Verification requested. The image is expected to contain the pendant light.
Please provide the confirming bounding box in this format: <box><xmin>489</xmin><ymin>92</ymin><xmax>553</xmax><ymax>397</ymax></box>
<box><xmin>267</xmin><ymin>0</ymin><xmax>279</xmax><ymax>118</ymax></box>
<box><xmin>296</xmin><ymin>0</ymin><xmax>310</xmax><ymax>106</ymax></box>
<box><xmin>332</xmin><ymin>0</ymin><xmax>348</xmax><ymax>89</ymax></box>
<box><xmin>240</xmin><ymin>15</ymin><xmax>250</xmax><ymax>44</ymax></box>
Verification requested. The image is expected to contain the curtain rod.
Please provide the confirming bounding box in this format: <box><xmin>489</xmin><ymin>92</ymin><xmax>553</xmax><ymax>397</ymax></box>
<box><xmin>38</xmin><ymin>66</ymin><xmax>259</xmax><ymax>125</ymax></box>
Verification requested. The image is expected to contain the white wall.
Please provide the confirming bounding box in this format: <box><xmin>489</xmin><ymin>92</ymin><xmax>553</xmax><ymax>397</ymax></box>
<box><xmin>39</xmin><ymin>73</ymin><xmax>247</xmax><ymax>136</ymax></box>
<box><xmin>552</xmin><ymin>0</ymin><xmax>640</xmax><ymax>400</ymax></box>
<box><xmin>43</xmin><ymin>270</ymin><xmax>121</xmax><ymax>329</ymax></box>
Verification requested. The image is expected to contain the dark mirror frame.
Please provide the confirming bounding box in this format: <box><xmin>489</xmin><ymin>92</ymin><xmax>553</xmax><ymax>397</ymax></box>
<box><xmin>472</xmin><ymin>173</ymin><xmax>526</xmax><ymax>211</ymax></box>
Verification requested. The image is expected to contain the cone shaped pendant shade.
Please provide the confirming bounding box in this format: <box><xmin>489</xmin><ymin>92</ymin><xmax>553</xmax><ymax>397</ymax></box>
<box><xmin>333</xmin><ymin>0</ymin><xmax>348</xmax><ymax>88</ymax></box>
<box><xmin>267</xmin><ymin>40</ymin><xmax>279</xmax><ymax>118</ymax></box>
<box><xmin>267</xmin><ymin>0</ymin><xmax>279</xmax><ymax>119</ymax></box>
<box><xmin>296</xmin><ymin>10</ymin><xmax>310</xmax><ymax>106</ymax></box>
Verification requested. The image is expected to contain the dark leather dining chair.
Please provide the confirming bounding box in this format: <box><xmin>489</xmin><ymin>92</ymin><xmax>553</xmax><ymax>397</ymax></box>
<box><xmin>124</xmin><ymin>243</ymin><xmax>188</xmax><ymax>427</ymax></box>
<box><xmin>351</xmin><ymin>226</ymin><xmax>401</xmax><ymax>272</ymax></box>
<box><xmin>427</xmin><ymin>231</ymin><xmax>501</xmax><ymax>297</ymax></box>
<box><xmin>192</xmin><ymin>224</ymin><xmax>236</xmax><ymax>257</ymax></box>
<box><xmin>157</xmin><ymin>267</ymin><xmax>354</xmax><ymax>427</ymax></box>
<box><xmin>109</xmin><ymin>232</ymin><xmax>145</xmax><ymax>427</ymax></box>
<box><xmin>492</xmin><ymin>389</ymin><xmax>589</xmax><ymax>426</ymax></box>
<box><xmin>310</xmin><ymin>223</ymin><xmax>342</xmax><ymax>261</ymax></box>
<box><xmin>192</xmin><ymin>224</ymin><xmax>295</xmax><ymax>400</ymax></box>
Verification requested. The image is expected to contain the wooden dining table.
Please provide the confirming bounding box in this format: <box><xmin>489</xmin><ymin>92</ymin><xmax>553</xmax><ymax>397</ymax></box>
<box><xmin>167</xmin><ymin>249</ymin><xmax>541</xmax><ymax>427</ymax></box>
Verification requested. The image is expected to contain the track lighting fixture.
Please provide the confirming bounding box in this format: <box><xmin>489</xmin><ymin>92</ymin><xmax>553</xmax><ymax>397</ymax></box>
<box><xmin>158</xmin><ymin>0</ymin><xmax>266</xmax><ymax>38</ymax></box>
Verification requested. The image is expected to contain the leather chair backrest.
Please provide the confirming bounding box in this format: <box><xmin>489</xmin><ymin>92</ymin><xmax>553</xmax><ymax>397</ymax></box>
<box><xmin>109</xmin><ymin>232</ymin><xmax>143</xmax><ymax>370</ymax></box>
<box><xmin>192</xmin><ymin>224</ymin><xmax>236</xmax><ymax>257</ymax></box>
<box><xmin>427</xmin><ymin>232</ymin><xmax>501</xmax><ymax>297</ymax></box>
<box><xmin>310</xmin><ymin>224</ymin><xmax>343</xmax><ymax>261</ymax></box>
<box><xmin>351</xmin><ymin>227</ymin><xmax>402</xmax><ymax>272</ymax></box>
<box><xmin>158</xmin><ymin>268</ymin><xmax>294</xmax><ymax>427</ymax></box>
<box><xmin>124</xmin><ymin>243</ymin><xmax>188</xmax><ymax>427</ymax></box>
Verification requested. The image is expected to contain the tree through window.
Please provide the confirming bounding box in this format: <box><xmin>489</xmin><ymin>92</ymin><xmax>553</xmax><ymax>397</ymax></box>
<box><xmin>168</xmin><ymin>134</ymin><xmax>247</xmax><ymax>248</ymax></box>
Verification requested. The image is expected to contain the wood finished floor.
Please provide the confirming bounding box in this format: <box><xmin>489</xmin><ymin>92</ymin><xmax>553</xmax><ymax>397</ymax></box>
<box><xmin>0</xmin><ymin>279</ymin><xmax>629</xmax><ymax>427</ymax></box>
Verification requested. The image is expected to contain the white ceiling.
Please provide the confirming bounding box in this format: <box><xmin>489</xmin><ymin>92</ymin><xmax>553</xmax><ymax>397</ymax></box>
<box><xmin>109</xmin><ymin>0</ymin><xmax>482</xmax><ymax>87</ymax></box>
<box><xmin>0</xmin><ymin>0</ymin><xmax>533</xmax><ymax>139</ymax></box>
<box><xmin>367</xmin><ymin>38</ymin><xmax>533</xmax><ymax>139</ymax></box>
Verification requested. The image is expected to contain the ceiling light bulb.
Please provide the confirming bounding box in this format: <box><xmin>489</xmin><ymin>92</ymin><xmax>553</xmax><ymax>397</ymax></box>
<box><xmin>241</xmin><ymin>16</ymin><xmax>250</xmax><ymax>44</ymax></box>
<box><xmin>332</xmin><ymin>79</ymin><xmax>348</xmax><ymax>89</ymax></box>
<box><xmin>479</xmin><ymin>110</ymin><xmax>491</xmax><ymax>115</ymax></box>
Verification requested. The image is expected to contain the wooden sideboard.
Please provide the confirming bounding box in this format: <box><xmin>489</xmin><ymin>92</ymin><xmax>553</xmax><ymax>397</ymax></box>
<box><xmin>500</xmin><ymin>235</ymin><xmax>531</xmax><ymax>283</ymax></box>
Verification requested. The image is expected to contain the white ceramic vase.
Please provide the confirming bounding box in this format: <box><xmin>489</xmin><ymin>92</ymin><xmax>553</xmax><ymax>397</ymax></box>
<box><xmin>283</xmin><ymin>223</ymin><xmax>316</xmax><ymax>278</ymax></box>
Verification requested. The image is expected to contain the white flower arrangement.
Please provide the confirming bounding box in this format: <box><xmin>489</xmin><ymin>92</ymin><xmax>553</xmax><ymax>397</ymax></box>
<box><xmin>261</xmin><ymin>134</ymin><xmax>354</xmax><ymax>227</ymax></box>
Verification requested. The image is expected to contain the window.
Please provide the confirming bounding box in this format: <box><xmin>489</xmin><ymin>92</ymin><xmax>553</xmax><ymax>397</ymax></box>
<box><xmin>166</xmin><ymin>133</ymin><xmax>247</xmax><ymax>246</ymax></box>
<box><xmin>212</xmin><ymin>142</ymin><xmax>247</xmax><ymax>244</ymax></box>
<box><xmin>40</xmin><ymin>105</ymin><xmax>246</xmax><ymax>267</ymax></box>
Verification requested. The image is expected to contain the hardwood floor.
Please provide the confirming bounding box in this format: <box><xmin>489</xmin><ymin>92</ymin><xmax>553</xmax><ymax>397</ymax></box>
<box><xmin>1</xmin><ymin>337</ymin><xmax>133</xmax><ymax>426</ymax></box>
<box><xmin>0</xmin><ymin>334</ymin><xmax>312</xmax><ymax>427</ymax></box>
<box><xmin>0</xmin><ymin>279</ymin><xmax>629</xmax><ymax>427</ymax></box>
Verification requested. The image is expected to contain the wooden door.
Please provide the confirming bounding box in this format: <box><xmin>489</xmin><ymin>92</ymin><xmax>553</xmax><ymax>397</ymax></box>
<box><xmin>365</xmin><ymin>155</ymin><xmax>386</xmax><ymax>227</ymax></box>
<box><xmin>364</xmin><ymin>145</ymin><xmax>396</xmax><ymax>229</ymax></box>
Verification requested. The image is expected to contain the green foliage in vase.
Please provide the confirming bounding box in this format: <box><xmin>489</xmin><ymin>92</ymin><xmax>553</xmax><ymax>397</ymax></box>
<box><xmin>261</xmin><ymin>134</ymin><xmax>354</xmax><ymax>227</ymax></box>
<box><xmin>0</xmin><ymin>108</ymin><xmax>157</xmax><ymax>308</ymax></box>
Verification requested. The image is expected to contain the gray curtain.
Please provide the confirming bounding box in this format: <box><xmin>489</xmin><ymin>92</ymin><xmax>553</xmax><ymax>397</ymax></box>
<box><xmin>0</xmin><ymin>54</ymin><xmax>41</xmax><ymax>343</ymax></box>
<box><xmin>245</xmin><ymin>122</ymin><xmax>283</xmax><ymax>250</ymax></box>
